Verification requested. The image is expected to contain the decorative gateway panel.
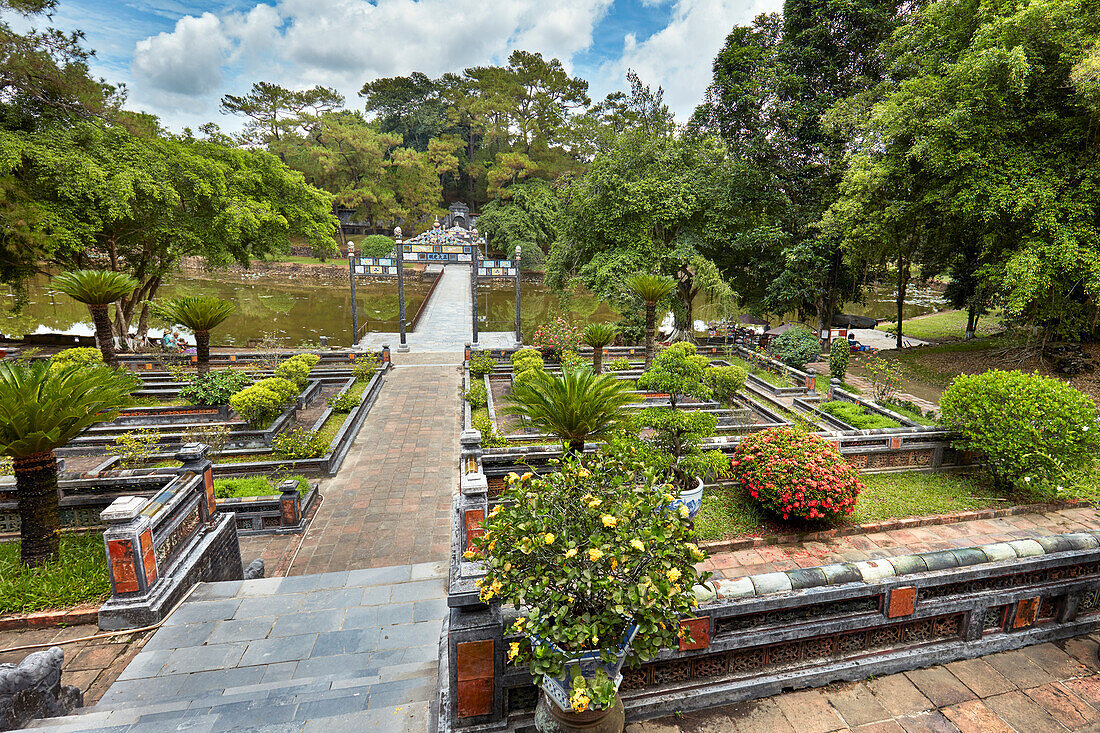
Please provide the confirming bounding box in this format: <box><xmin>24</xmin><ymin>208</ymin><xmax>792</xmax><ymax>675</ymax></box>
<box><xmin>477</xmin><ymin>260</ymin><xmax>515</xmax><ymax>277</ymax></box>
<box><xmin>353</xmin><ymin>257</ymin><xmax>398</xmax><ymax>276</ymax></box>
<box><xmin>402</xmin><ymin>243</ymin><xmax>473</xmax><ymax>262</ymax></box>
<box><xmin>154</xmin><ymin>501</ymin><xmax>202</xmax><ymax>572</ymax></box>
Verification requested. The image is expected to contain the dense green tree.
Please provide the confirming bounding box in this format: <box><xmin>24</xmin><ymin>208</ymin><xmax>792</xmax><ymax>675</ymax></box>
<box><xmin>359</xmin><ymin>72</ymin><xmax>449</xmax><ymax>151</ymax></box>
<box><xmin>220</xmin><ymin>81</ymin><xmax>344</xmax><ymax>146</ymax></box>
<box><xmin>0</xmin><ymin>122</ymin><xmax>337</xmax><ymax>343</ymax></box>
<box><xmin>826</xmin><ymin>0</ymin><xmax>1100</xmax><ymax>341</ymax></box>
<box><xmin>475</xmin><ymin>180</ymin><xmax>558</xmax><ymax>263</ymax></box>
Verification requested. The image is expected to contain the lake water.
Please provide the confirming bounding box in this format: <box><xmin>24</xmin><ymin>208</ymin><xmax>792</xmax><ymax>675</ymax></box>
<box><xmin>2</xmin><ymin>270</ymin><xmax>946</xmax><ymax>348</ymax></box>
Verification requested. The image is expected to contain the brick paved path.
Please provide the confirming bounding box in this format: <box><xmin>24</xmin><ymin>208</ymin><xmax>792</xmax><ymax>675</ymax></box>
<box><xmin>702</xmin><ymin>506</ymin><xmax>1100</xmax><ymax>582</ymax></box>
<box><xmin>631</xmin><ymin>635</ymin><xmax>1100</xmax><ymax>732</ymax></box>
<box><xmin>0</xmin><ymin>625</ymin><xmax>149</xmax><ymax>705</ymax></box>
<box><xmin>239</xmin><ymin>352</ymin><xmax>463</xmax><ymax>575</ymax></box>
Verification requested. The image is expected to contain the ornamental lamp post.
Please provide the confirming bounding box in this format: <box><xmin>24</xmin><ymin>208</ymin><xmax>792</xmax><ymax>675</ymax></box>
<box><xmin>395</xmin><ymin>226</ymin><xmax>408</xmax><ymax>352</ymax></box>
<box><xmin>514</xmin><ymin>244</ymin><xmax>522</xmax><ymax>345</ymax></box>
<box><xmin>348</xmin><ymin>240</ymin><xmax>358</xmax><ymax>347</ymax></box>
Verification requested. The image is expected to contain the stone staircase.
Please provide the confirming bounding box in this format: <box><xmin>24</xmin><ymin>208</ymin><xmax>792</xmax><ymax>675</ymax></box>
<box><xmin>23</xmin><ymin>564</ymin><xmax>447</xmax><ymax>732</ymax></box>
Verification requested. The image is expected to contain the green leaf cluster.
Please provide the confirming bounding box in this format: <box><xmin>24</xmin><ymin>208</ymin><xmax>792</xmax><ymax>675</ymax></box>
<box><xmin>178</xmin><ymin>370</ymin><xmax>253</xmax><ymax>407</ymax></box>
<box><xmin>272</xmin><ymin>428</ymin><xmax>329</xmax><ymax>459</ymax></box>
<box><xmin>940</xmin><ymin>370</ymin><xmax>1100</xmax><ymax>494</ymax></box>
<box><xmin>468</xmin><ymin>352</ymin><xmax>496</xmax><ymax>378</ymax></box>
<box><xmin>767</xmin><ymin>326</ymin><xmax>820</xmax><ymax>370</ymax></box>
<box><xmin>273</xmin><ymin>353</ymin><xmax>320</xmax><ymax>389</ymax></box>
<box><xmin>470</xmin><ymin>445</ymin><xmax>710</xmax><ymax>707</ymax></box>
<box><xmin>703</xmin><ymin>365</ymin><xmax>747</xmax><ymax>405</ymax></box>
<box><xmin>464</xmin><ymin>381</ymin><xmax>488</xmax><ymax>408</ymax></box>
<box><xmin>228</xmin><ymin>377</ymin><xmax>298</xmax><ymax>427</ymax></box>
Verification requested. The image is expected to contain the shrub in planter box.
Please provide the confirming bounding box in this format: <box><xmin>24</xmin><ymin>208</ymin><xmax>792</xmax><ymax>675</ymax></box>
<box><xmin>274</xmin><ymin>353</ymin><xmax>321</xmax><ymax>389</ymax></box>
<box><xmin>733</xmin><ymin>427</ymin><xmax>863</xmax><ymax>521</ymax></box>
<box><xmin>229</xmin><ymin>377</ymin><xmax>298</xmax><ymax>426</ymax></box>
<box><xmin>469</xmin><ymin>443</ymin><xmax>708</xmax><ymax>716</ymax></box>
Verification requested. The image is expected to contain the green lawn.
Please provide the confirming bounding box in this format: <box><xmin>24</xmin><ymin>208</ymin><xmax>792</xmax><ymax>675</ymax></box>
<box><xmin>818</xmin><ymin>400</ymin><xmax>901</xmax><ymax>429</ymax></box>
<box><xmin>0</xmin><ymin>533</ymin><xmax>111</xmax><ymax>614</ymax></box>
<box><xmin>695</xmin><ymin>470</ymin><xmax>1011</xmax><ymax>542</ymax></box>
<box><xmin>727</xmin><ymin>356</ymin><xmax>796</xmax><ymax>388</ymax></box>
<box><xmin>213</xmin><ymin>474</ymin><xmax>309</xmax><ymax>499</ymax></box>
<box><xmin>878</xmin><ymin>400</ymin><xmax>939</xmax><ymax>426</ymax></box>
<box><xmin>880</xmin><ymin>309</ymin><xmax>1003</xmax><ymax>341</ymax></box>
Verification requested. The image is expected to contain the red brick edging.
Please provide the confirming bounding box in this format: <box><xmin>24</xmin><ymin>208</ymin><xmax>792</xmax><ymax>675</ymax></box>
<box><xmin>0</xmin><ymin>605</ymin><xmax>101</xmax><ymax>632</ymax></box>
<box><xmin>699</xmin><ymin>500</ymin><xmax>1085</xmax><ymax>555</ymax></box>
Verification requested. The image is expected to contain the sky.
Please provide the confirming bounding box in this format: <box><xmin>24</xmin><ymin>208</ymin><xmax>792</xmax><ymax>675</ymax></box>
<box><xmin>15</xmin><ymin>0</ymin><xmax>783</xmax><ymax>133</ymax></box>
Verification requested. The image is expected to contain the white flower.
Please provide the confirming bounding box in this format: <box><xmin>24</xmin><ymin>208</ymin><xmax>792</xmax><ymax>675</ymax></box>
<box><xmin>1024</xmin><ymin>476</ymin><xmax>1031</xmax><ymax>483</ymax></box>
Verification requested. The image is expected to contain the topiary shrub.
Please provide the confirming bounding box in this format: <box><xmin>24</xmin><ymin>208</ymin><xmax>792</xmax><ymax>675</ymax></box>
<box><xmin>358</xmin><ymin>234</ymin><xmax>396</xmax><ymax>257</ymax></box>
<box><xmin>352</xmin><ymin>353</ymin><xmax>380</xmax><ymax>381</ymax></box>
<box><xmin>510</xmin><ymin>348</ymin><xmax>544</xmax><ymax>373</ymax></box>
<box><xmin>469</xmin><ymin>352</ymin><xmax>496</xmax><ymax>378</ymax></box>
<box><xmin>274</xmin><ymin>353</ymin><xmax>321</xmax><ymax>389</ymax></box>
<box><xmin>829</xmin><ymin>343</ymin><xmax>850</xmax><ymax>382</ymax></box>
<box><xmin>326</xmin><ymin>390</ymin><xmax>359</xmax><ymax>413</ymax></box>
<box><xmin>607</xmin><ymin>356</ymin><xmax>632</xmax><ymax>372</ymax></box>
<box><xmin>272</xmin><ymin>428</ymin><xmax>329</xmax><ymax>459</ymax></box>
<box><xmin>767</xmin><ymin>326</ymin><xmax>821</xmax><ymax>370</ymax></box>
<box><xmin>704</xmin><ymin>365</ymin><xmax>747</xmax><ymax>405</ymax></box>
<box><xmin>465</xmin><ymin>381</ymin><xmax>488</xmax><ymax>408</ymax></box>
<box><xmin>229</xmin><ymin>377</ymin><xmax>298</xmax><ymax>426</ymax></box>
<box><xmin>939</xmin><ymin>369</ymin><xmax>1100</xmax><ymax>493</ymax></box>
<box><xmin>179</xmin><ymin>370</ymin><xmax>253</xmax><ymax>406</ymax></box>
<box><xmin>511</xmin><ymin>365</ymin><xmax>546</xmax><ymax>393</ymax></box>
<box><xmin>733</xmin><ymin>427</ymin><xmax>864</xmax><ymax>522</ymax></box>
<box><xmin>49</xmin><ymin>347</ymin><xmax>102</xmax><ymax>372</ymax></box>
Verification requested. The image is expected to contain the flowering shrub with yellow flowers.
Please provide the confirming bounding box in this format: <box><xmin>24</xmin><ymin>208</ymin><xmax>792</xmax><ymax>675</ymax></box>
<box><xmin>469</xmin><ymin>442</ymin><xmax>710</xmax><ymax>712</ymax></box>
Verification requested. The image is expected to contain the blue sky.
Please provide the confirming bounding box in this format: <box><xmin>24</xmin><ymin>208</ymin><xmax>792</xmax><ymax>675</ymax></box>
<box><xmin>15</xmin><ymin>0</ymin><xmax>781</xmax><ymax>131</ymax></box>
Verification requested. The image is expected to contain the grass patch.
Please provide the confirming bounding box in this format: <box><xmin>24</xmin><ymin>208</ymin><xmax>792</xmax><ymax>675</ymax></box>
<box><xmin>0</xmin><ymin>533</ymin><xmax>111</xmax><ymax>614</ymax></box>
<box><xmin>880</xmin><ymin>309</ymin><xmax>1003</xmax><ymax>341</ymax></box>
<box><xmin>315</xmin><ymin>380</ymin><xmax>368</xmax><ymax>446</ymax></box>
<box><xmin>695</xmin><ymin>471</ymin><xmax>1011</xmax><ymax>542</ymax></box>
<box><xmin>129</xmin><ymin>396</ymin><xmax>188</xmax><ymax>407</ymax></box>
<box><xmin>837</xmin><ymin>381</ymin><xmax>862</xmax><ymax>395</ymax></box>
<box><xmin>214</xmin><ymin>474</ymin><xmax>309</xmax><ymax>499</ymax></box>
<box><xmin>878</xmin><ymin>400</ymin><xmax>938</xmax><ymax>426</ymax></box>
<box><xmin>727</xmin><ymin>356</ymin><xmax>796</xmax><ymax>388</ymax></box>
<box><xmin>818</xmin><ymin>400</ymin><xmax>901</xmax><ymax>429</ymax></box>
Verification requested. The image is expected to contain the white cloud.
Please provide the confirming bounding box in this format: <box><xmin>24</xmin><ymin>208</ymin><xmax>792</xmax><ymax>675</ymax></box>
<box><xmin>132</xmin><ymin>12</ymin><xmax>231</xmax><ymax>98</ymax></box>
<box><xmin>601</xmin><ymin>0</ymin><xmax>783</xmax><ymax>120</ymax></box>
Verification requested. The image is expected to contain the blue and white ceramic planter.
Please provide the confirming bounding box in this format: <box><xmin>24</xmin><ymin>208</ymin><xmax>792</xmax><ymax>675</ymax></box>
<box><xmin>672</xmin><ymin>477</ymin><xmax>705</xmax><ymax>520</ymax></box>
<box><xmin>537</xmin><ymin>623</ymin><xmax>639</xmax><ymax>712</ymax></box>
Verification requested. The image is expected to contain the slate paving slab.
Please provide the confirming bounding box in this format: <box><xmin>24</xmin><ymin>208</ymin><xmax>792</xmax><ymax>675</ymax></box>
<box><xmin>25</xmin><ymin>562</ymin><xmax>447</xmax><ymax>733</ymax></box>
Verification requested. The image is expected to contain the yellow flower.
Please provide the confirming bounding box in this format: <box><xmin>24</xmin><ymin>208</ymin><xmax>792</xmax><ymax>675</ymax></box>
<box><xmin>663</xmin><ymin>493</ymin><xmax>674</xmax><ymax>503</ymax></box>
<box><xmin>508</xmin><ymin>641</ymin><xmax>520</xmax><ymax>661</ymax></box>
<box><xmin>686</xmin><ymin>542</ymin><xmax>705</xmax><ymax>561</ymax></box>
<box><xmin>629</xmin><ymin>539</ymin><xmax>645</xmax><ymax>552</ymax></box>
<box><xmin>588</xmin><ymin>498</ymin><xmax>603</xmax><ymax>509</ymax></box>
<box><xmin>570</xmin><ymin>691</ymin><xmax>591</xmax><ymax>713</ymax></box>
<box><xmin>678</xmin><ymin>504</ymin><xmax>690</xmax><ymax>519</ymax></box>
<box><xmin>489</xmin><ymin>539</ymin><xmax>497</xmax><ymax>551</ymax></box>
<box><xmin>564</xmin><ymin>548</ymin><xmax>578</xmax><ymax>559</ymax></box>
<box><xmin>512</xmin><ymin>618</ymin><xmax>527</xmax><ymax>632</ymax></box>
<box><xmin>463</xmin><ymin>550</ymin><xmax>477</xmax><ymax>560</ymax></box>
<box><xmin>601</xmin><ymin>514</ymin><xmax>618</xmax><ymax>528</ymax></box>
<box><xmin>667</xmin><ymin>567</ymin><xmax>682</xmax><ymax>583</ymax></box>
<box><xmin>589</xmin><ymin>548</ymin><xmax>604</xmax><ymax>562</ymax></box>
<box><xmin>489</xmin><ymin>505</ymin><xmax>502</xmax><ymax>517</ymax></box>
<box><xmin>544</xmin><ymin>533</ymin><xmax>556</xmax><ymax>545</ymax></box>
<box><xmin>610</xmin><ymin>558</ymin><xmax>618</xmax><ymax>570</ymax></box>
<box><xmin>506</xmin><ymin>472</ymin><xmax>519</xmax><ymax>483</ymax></box>
<box><xmin>677</xmin><ymin>626</ymin><xmax>688</xmax><ymax>641</ymax></box>
<box><xmin>522</xmin><ymin>472</ymin><xmax>533</xmax><ymax>481</ymax></box>
<box><xmin>578</xmin><ymin>468</ymin><xmax>590</xmax><ymax>478</ymax></box>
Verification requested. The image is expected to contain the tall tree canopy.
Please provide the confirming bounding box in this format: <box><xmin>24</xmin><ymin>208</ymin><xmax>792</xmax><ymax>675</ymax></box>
<box><xmin>825</xmin><ymin>0</ymin><xmax>1100</xmax><ymax>341</ymax></box>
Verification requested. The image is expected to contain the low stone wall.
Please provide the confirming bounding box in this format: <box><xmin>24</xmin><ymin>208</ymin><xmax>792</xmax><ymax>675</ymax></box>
<box><xmin>441</xmin><ymin>528</ymin><xmax>1100</xmax><ymax>730</ymax></box>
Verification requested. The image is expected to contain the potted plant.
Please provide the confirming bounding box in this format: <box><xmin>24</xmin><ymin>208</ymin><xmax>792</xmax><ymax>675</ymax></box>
<box><xmin>469</xmin><ymin>443</ymin><xmax>708</xmax><ymax>732</ymax></box>
<box><xmin>636</xmin><ymin>342</ymin><xmax>729</xmax><ymax>517</ymax></box>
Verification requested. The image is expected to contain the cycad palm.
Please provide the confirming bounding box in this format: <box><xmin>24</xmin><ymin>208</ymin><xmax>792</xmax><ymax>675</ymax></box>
<box><xmin>52</xmin><ymin>270</ymin><xmax>139</xmax><ymax>366</ymax></box>
<box><xmin>0</xmin><ymin>360</ymin><xmax>139</xmax><ymax>566</ymax></box>
<box><xmin>503</xmin><ymin>369</ymin><xmax>634</xmax><ymax>453</ymax></box>
<box><xmin>581</xmin><ymin>322</ymin><xmax>618</xmax><ymax>374</ymax></box>
<box><xmin>627</xmin><ymin>273</ymin><xmax>676</xmax><ymax>370</ymax></box>
<box><xmin>152</xmin><ymin>296</ymin><xmax>235</xmax><ymax>373</ymax></box>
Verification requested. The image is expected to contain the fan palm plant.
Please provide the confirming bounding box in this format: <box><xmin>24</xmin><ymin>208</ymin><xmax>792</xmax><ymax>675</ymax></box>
<box><xmin>0</xmin><ymin>360</ymin><xmax>139</xmax><ymax>566</ymax></box>
<box><xmin>627</xmin><ymin>273</ymin><xmax>676</xmax><ymax>370</ymax></box>
<box><xmin>503</xmin><ymin>369</ymin><xmax>634</xmax><ymax>453</ymax></box>
<box><xmin>52</xmin><ymin>270</ymin><xmax>139</xmax><ymax>366</ymax></box>
<box><xmin>152</xmin><ymin>296</ymin><xmax>235</xmax><ymax>373</ymax></box>
<box><xmin>581</xmin><ymin>322</ymin><xmax>618</xmax><ymax>374</ymax></box>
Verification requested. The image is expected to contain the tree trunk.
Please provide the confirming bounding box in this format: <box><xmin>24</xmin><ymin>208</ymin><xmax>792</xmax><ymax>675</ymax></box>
<box><xmin>966</xmin><ymin>301</ymin><xmax>979</xmax><ymax>341</ymax></box>
<box><xmin>895</xmin><ymin>261</ymin><xmax>909</xmax><ymax>350</ymax></box>
<box><xmin>136</xmin><ymin>301</ymin><xmax>151</xmax><ymax>345</ymax></box>
<box><xmin>644</xmin><ymin>303</ymin><xmax>657</xmax><ymax>370</ymax></box>
<box><xmin>196</xmin><ymin>330</ymin><xmax>211</xmax><ymax>374</ymax></box>
<box><xmin>89</xmin><ymin>303</ymin><xmax>118</xmax><ymax>366</ymax></box>
<box><xmin>14</xmin><ymin>451</ymin><xmax>60</xmax><ymax>567</ymax></box>
<box><xmin>568</xmin><ymin>438</ymin><xmax>585</xmax><ymax>454</ymax></box>
<box><xmin>593</xmin><ymin>347</ymin><xmax>603</xmax><ymax>375</ymax></box>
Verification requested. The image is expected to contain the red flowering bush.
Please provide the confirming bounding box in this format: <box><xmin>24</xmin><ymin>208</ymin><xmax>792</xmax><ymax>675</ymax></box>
<box><xmin>732</xmin><ymin>427</ymin><xmax>864</xmax><ymax>522</ymax></box>
<box><xmin>532</xmin><ymin>316</ymin><xmax>582</xmax><ymax>360</ymax></box>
